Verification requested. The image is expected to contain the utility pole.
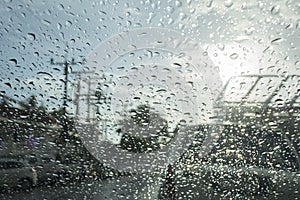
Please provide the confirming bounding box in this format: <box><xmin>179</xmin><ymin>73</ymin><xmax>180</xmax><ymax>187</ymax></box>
<box><xmin>50</xmin><ymin>56</ymin><xmax>83</xmax><ymax>136</ymax></box>
<box><xmin>70</xmin><ymin>71</ymin><xmax>94</xmax><ymax>117</ymax></box>
<box><xmin>74</xmin><ymin>75</ymin><xmax>112</xmax><ymax>136</ymax></box>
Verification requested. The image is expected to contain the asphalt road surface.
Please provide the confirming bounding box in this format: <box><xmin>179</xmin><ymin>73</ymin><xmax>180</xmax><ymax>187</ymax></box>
<box><xmin>0</xmin><ymin>175</ymin><xmax>162</xmax><ymax>200</ymax></box>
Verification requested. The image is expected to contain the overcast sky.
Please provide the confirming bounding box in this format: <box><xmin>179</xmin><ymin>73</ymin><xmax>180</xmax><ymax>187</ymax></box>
<box><xmin>1</xmin><ymin>0</ymin><xmax>299</xmax><ymax>112</ymax></box>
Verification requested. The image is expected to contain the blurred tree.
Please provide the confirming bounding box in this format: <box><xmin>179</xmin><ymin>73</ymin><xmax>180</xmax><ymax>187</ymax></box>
<box><xmin>0</xmin><ymin>98</ymin><xmax>9</xmax><ymax>109</ymax></box>
<box><xmin>117</xmin><ymin>104</ymin><xmax>180</xmax><ymax>153</ymax></box>
<box><xmin>28</xmin><ymin>95</ymin><xmax>37</xmax><ymax>109</ymax></box>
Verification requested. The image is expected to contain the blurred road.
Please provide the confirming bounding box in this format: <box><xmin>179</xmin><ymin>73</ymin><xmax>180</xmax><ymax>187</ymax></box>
<box><xmin>0</xmin><ymin>175</ymin><xmax>162</xmax><ymax>200</ymax></box>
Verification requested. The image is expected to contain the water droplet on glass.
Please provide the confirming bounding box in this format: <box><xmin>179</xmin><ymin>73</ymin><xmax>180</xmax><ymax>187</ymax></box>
<box><xmin>245</xmin><ymin>27</ymin><xmax>255</xmax><ymax>35</ymax></box>
<box><xmin>27</xmin><ymin>33</ymin><xmax>36</xmax><ymax>41</ymax></box>
<box><xmin>147</xmin><ymin>12</ymin><xmax>155</xmax><ymax>24</ymax></box>
<box><xmin>58</xmin><ymin>3</ymin><xmax>64</xmax><ymax>10</ymax></box>
<box><xmin>224</xmin><ymin>0</ymin><xmax>233</xmax><ymax>8</ymax></box>
<box><xmin>156</xmin><ymin>88</ymin><xmax>167</xmax><ymax>93</ymax></box>
<box><xmin>166</xmin><ymin>6</ymin><xmax>174</xmax><ymax>14</ymax></box>
<box><xmin>230</xmin><ymin>53</ymin><xmax>238</xmax><ymax>59</ymax></box>
<box><xmin>271</xmin><ymin>5</ymin><xmax>280</xmax><ymax>15</ymax></box>
<box><xmin>202</xmin><ymin>51</ymin><xmax>208</xmax><ymax>56</ymax></box>
<box><xmin>175</xmin><ymin>0</ymin><xmax>182</xmax><ymax>7</ymax></box>
<box><xmin>57</xmin><ymin>23</ymin><xmax>62</xmax><ymax>30</ymax></box>
<box><xmin>271</xmin><ymin>38</ymin><xmax>283</xmax><ymax>45</ymax></box>
<box><xmin>66</xmin><ymin>20</ymin><xmax>72</xmax><ymax>27</ymax></box>
<box><xmin>70</xmin><ymin>38</ymin><xmax>75</xmax><ymax>44</ymax></box>
<box><xmin>133</xmin><ymin>96</ymin><xmax>140</xmax><ymax>100</ymax></box>
<box><xmin>207</xmin><ymin>0</ymin><xmax>213</xmax><ymax>8</ymax></box>
<box><xmin>217</xmin><ymin>43</ymin><xmax>225</xmax><ymax>51</ymax></box>
<box><xmin>5</xmin><ymin>82</ymin><xmax>12</xmax><ymax>88</ymax></box>
<box><xmin>42</xmin><ymin>19</ymin><xmax>51</xmax><ymax>26</ymax></box>
<box><xmin>9</xmin><ymin>58</ymin><xmax>17</xmax><ymax>65</ymax></box>
<box><xmin>173</xmin><ymin>63</ymin><xmax>182</xmax><ymax>67</ymax></box>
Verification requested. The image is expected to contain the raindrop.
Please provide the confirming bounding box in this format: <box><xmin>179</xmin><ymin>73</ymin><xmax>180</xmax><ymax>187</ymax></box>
<box><xmin>8</xmin><ymin>58</ymin><xmax>17</xmax><ymax>65</ymax></box>
<box><xmin>42</xmin><ymin>19</ymin><xmax>51</xmax><ymax>26</ymax></box>
<box><xmin>37</xmin><ymin>71</ymin><xmax>53</xmax><ymax>78</ymax></box>
<box><xmin>173</xmin><ymin>63</ymin><xmax>182</xmax><ymax>67</ymax></box>
<box><xmin>166</xmin><ymin>6</ymin><xmax>174</xmax><ymax>14</ymax></box>
<box><xmin>179</xmin><ymin>12</ymin><xmax>187</xmax><ymax>20</ymax></box>
<box><xmin>285</xmin><ymin>23</ymin><xmax>293</xmax><ymax>29</ymax></box>
<box><xmin>57</xmin><ymin>23</ymin><xmax>62</xmax><ymax>30</ymax></box>
<box><xmin>27</xmin><ymin>33</ymin><xmax>36</xmax><ymax>41</ymax></box>
<box><xmin>163</xmin><ymin>67</ymin><xmax>171</xmax><ymax>72</ymax></box>
<box><xmin>6</xmin><ymin>6</ymin><xmax>12</xmax><ymax>11</ymax></box>
<box><xmin>53</xmin><ymin>67</ymin><xmax>61</xmax><ymax>72</ymax></box>
<box><xmin>175</xmin><ymin>0</ymin><xmax>182</xmax><ymax>7</ymax></box>
<box><xmin>187</xmin><ymin>81</ymin><xmax>194</xmax><ymax>88</ymax></box>
<box><xmin>58</xmin><ymin>3</ymin><xmax>64</xmax><ymax>10</ymax></box>
<box><xmin>271</xmin><ymin>38</ymin><xmax>283</xmax><ymax>45</ymax></box>
<box><xmin>207</xmin><ymin>0</ymin><xmax>213</xmax><ymax>8</ymax></box>
<box><xmin>116</xmin><ymin>66</ymin><xmax>125</xmax><ymax>70</ymax></box>
<box><xmin>34</xmin><ymin>52</ymin><xmax>39</xmax><ymax>57</ymax></box>
<box><xmin>4</xmin><ymin>82</ymin><xmax>12</xmax><ymax>88</ymax></box>
<box><xmin>224</xmin><ymin>0</ymin><xmax>233</xmax><ymax>8</ymax></box>
<box><xmin>145</xmin><ymin>50</ymin><xmax>153</xmax><ymax>58</ymax></box>
<box><xmin>274</xmin><ymin>98</ymin><xmax>284</xmax><ymax>103</ymax></box>
<box><xmin>66</xmin><ymin>20</ymin><xmax>72</xmax><ymax>27</ymax></box>
<box><xmin>271</xmin><ymin>5</ymin><xmax>280</xmax><ymax>15</ymax></box>
<box><xmin>147</xmin><ymin>12</ymin><xmax>155</xmax><ymax>24</ymax></box>
<box><xmin>156</xmin><ymin>89</ymin><xmax>167</xmax><ymax>93</ymax></box>
<box><xmin>217</xmin><ymin>43</ymin><xmax>225</xmax><ymax>51</ymax></box>
<box><xmin>179</xmin><ymin>119</ymin><xmax>187</xmax><ymax>125</ymax></box>
<box><xmin>241</xmin><ymin>2</ymin><xmax>247</xmax><ymax>9</ymax></box>
<box><xmin>230</xmin><ymin>53</ymin><xmax>238</xmax><ymax>59</ymax></box>
<box><xmin>245</xmin><ymin>27</ymin><xmax>255</xmax><ymax>35</ymax></box>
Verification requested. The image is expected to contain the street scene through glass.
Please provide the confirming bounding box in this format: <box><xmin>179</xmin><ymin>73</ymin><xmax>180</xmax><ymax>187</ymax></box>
<box><xmin>0</xmin><ymin>0</ymin><xmax>299</xmax><ymax>199</ymax></box>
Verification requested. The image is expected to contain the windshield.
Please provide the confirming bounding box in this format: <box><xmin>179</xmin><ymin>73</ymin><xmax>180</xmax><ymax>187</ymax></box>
<box><xmin>183</xmin><ymin>126</ymin><xmax>299</xmax><ymax>172</ymax></box>
<box><xmin>0</xmin><ymin>0</ymin><xmax>299</xmax><ymax>199</ymax></box>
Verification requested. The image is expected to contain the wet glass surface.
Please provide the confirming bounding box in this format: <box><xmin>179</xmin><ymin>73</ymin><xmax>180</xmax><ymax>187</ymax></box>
<box><xmin>0</xmin><ymin>0</ymin><xmax>299</xmax><ymax>199</ymax></box>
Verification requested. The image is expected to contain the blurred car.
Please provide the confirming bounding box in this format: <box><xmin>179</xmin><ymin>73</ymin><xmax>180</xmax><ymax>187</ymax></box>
<box><xmin>0</xmin><ymin>158</ymin><xmax>37</xmax><ymax>191</ymax></box>
<box><xmin>159</xmin><ymin>75</ymin><xmax>300</xmax><ymax>199</ymax></box>
<box><xmin>86</xmin><ymin>160</ymin><xmax>131</xmax><ymax>180</ymax></box>
<box><xmin>24</xmin><ymin>153</ymin><xmax>95</xmax><ymax>185</ymax></box>
<box><xmin>24</xmin><ymin>154</ymin><xmax>68</xmax><ymax>185</ymax></box>
<box><xmin>158</xmin><ymin>125</ymin><xmax>300</xmax><ymax>199</ymax></box>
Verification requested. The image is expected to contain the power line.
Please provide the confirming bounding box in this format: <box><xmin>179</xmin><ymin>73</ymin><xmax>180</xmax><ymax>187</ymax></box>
<box><xmin>50</xmin><ymin>56</ymin><xmax>84</xmax><ymax>135</ymax></box>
